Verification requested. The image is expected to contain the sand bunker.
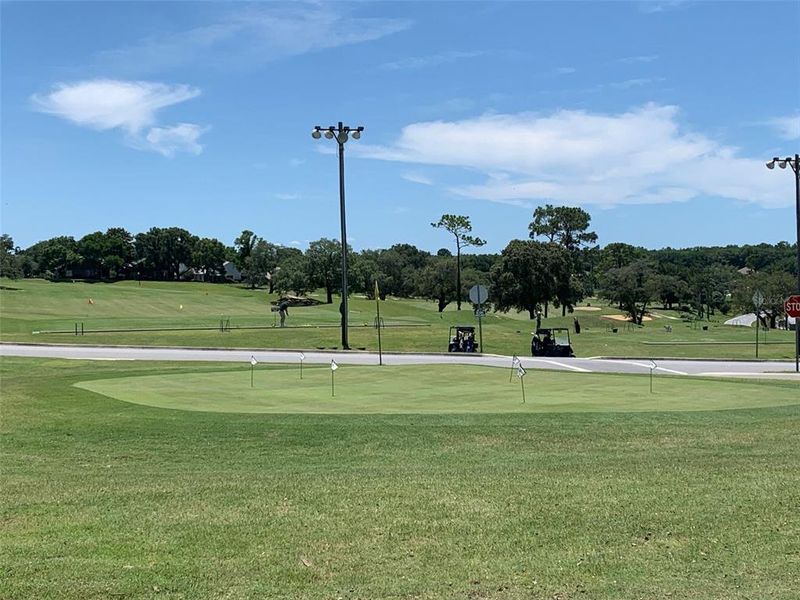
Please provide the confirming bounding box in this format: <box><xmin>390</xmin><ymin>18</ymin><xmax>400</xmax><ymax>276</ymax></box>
<box><xmin>574</xmin><ymin>306</ymin><xmax>601</xmax><ymax>312</ymax></box>
<box><xmin>601</xmin><ymin>314</ymin><xmax>653</xmax><ymax>322</ymax></box>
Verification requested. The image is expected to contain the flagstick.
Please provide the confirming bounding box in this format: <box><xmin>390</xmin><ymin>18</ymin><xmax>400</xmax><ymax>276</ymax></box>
<box><xmin>509</xmin><ymin>355</ymin><xmax>517</xmax><ymax>383</ymax></box>
<box><xmin>300</xmin><ymin>359</ymin><xmax>303</xmax><ymax>380</ymax></box>
<box><xmin>375</xmin><ymin>281</ymin><xmax>383</xmax><ymax>367</ymax></box>
<box><xmin>650</xmin><ymin>366</ymin><xmax>653</xmax><ymax>394</ymax></box>
<box><xmin>520</xmin><ymin>376</ymin><xmax>526</xmax><ymax>404</ymax></box>
<box><xmin>250</xmin><ymin>363</ymin><xmax>254</xmax><ymax>388</ymax></box>
<box><xmin>331</xmin><ymin>369</ymin><xmax>335</xmax><ymax>397</ymax></box>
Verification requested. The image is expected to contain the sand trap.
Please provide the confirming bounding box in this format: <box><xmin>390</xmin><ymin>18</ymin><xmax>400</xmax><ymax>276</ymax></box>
<box><xmin>574</xmin><ymin>306</ymin><xmax>601</xmax><ymax>312</ymax></box>
<box><xmin>601</xmin><ymin>314</ymin><xmax>653</xmax><ymax>322</ymax></box>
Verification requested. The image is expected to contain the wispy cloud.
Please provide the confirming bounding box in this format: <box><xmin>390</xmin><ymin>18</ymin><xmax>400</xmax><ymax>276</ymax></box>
<box><xmin>608</xmin><ymin>77</ymin><xmax>665</xmax><ymax>89</ymax></box>
<box><xmin>555</xmin><ymin>66</ymin><xmax>576</xmax><ymax>74</ymax></box>
<box><xmin>144</xmin><ymin>123</ymin><xmax>208</xmax><ymax>157</ymax></box>
<box><xmin>765</xmin><ymin>113</ymin><xmax>800</xmax><ymax>140</ymax></box>
<box><xmin>378</xmin><ymin>50</ymin><xmax>485</xmax><ymax>71</ymax></box>
<box><xmin>639</xmin><ymin>1</ymin><xmax>690</xmax><ymax>14</ymax></box>
<box><xmin>275</xmin><ymin>193</ymin><xmax>299</xmax><ymax>201</ymax></box>
<box><xmin>31</xmin><ymin>79</ymin><xmax>207</xmax><ymax>156</ymax></box>
<box><xmin>402</xmin><ymin>172</ymin><xmax>433</xmax><ymax>185</ymax></box>
<box><xmin>289</xmin><ymin>158</ymin><xmax>306</xmax><ymax>167</ymax></box>
<box><xmin>356</xmin><ymin>104</ymin><xmax>791</xmax><ymax>209</ymax></box>
<box><xmin>97</xmin><ymin>5</ymin><xmax>411</xmax><ymax>74</ymax></box>
<box><xmin>616</xmin><ymin>54</ymin><xmax>660</xmax><ymax>64</ymax></box>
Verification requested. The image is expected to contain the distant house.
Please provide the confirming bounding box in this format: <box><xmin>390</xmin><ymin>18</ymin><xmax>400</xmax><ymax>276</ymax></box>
<box><xmin>223</xmin><ymin>261</ymin><xmax>242</xmax><ymax>282</ymax></box>
<box><xmin>737</xmin><ymin>267</ymin><xmax>754</xmax><ymax>276</ymax></box>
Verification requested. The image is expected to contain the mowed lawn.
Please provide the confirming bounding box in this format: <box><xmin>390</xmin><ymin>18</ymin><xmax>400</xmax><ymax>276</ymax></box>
<box><xmin>2</xmin><ymin>357</ymin><xmax>799</xmax><ymax>599</ymax></box>
<box><xmin>1</xmin><ymin>278</ymin><xmax>798</xmax><ymax>360</ymax></box>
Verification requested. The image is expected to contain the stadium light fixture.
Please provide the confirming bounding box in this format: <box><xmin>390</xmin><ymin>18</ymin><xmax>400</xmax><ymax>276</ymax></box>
<box><xmin>311</xmin><ymin>121</ymin><xmax>364</xmax><ymax>350</ymax></box>
<box><xmin>766</xmin><ymin>153</ymin><xmax>800</xmax><ymax>372</ymax></box>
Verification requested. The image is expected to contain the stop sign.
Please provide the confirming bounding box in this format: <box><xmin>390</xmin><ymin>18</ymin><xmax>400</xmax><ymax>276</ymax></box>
<box><xmin>785</xmin><ymin>295</ymin><xmax>800</xmax><ymax>318</ymax></box>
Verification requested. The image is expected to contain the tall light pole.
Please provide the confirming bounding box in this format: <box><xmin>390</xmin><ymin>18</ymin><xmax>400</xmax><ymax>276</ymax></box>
<box><xmin>766</xmin><ymin>154</ymin><xmax>800</xmax><ymax>372</ymax></box>
<box><xmin>312</xmin><ymin>122</ymin><xmax>364</xmax><ymax>350</ymax></box>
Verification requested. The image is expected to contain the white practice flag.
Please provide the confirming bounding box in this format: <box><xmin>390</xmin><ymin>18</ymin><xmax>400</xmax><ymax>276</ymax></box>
<box><xmin>516</xmin><ymin>364</ymin><xmax>526</xmax><ymax>379</ymax></box>
<box><xmin>250</xmin><ymin>355</ymin><xmax>258</xmax><ymax>366</ymax></box>
<box><xmin>511</xmin><ymin>355</ymin><xmax>521</xmax><ymax>367</ymax></box>
<box><xmin>299</xmin><ymin>352</ymin><xmax>306</xmax><ymax>361</ymax></box>
<box><xmin>330</xmin><ymin>360</ymin><xmax>339</xmax><ymax>371</ymax></box>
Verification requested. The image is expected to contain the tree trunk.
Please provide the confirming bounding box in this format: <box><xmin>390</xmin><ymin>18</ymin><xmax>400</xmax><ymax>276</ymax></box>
<box><xmin>544</xmin><ymin>302</ymin><xmax>549</xmax><ymax>318</ymax></box>
<box><xmin>562</xmin><ymin>304</ymin><xmax>566</xmax><ymax>317</ymax></box>
<box><xmin>456</xmin><ymin>245</ymin><xmax>462</xmax><ymax>311</ymax></box>
<box><xmin>268</xmin><ymin>279</ymin><xmax>275</xmax><ymax>294</ymax></box>
<box><xmin>528</xmin><ymin>306</ymin><xmax>536</xmax><ymax>320</ymax></box>
<box><xmin>438</xmin><ymin>297</ymin><xmax>449</xmax><ymax>312</ymax></box>
<box><xmin>326</xmin><ymin>284</ymin><xmax>333</xmax><ymax>304</ymax></box>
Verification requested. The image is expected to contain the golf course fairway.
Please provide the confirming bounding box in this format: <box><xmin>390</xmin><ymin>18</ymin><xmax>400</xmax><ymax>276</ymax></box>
<box><xmin>75</xmin><ymin>364</ymin><xmax>800</xmax><ymax>414</ymax></box>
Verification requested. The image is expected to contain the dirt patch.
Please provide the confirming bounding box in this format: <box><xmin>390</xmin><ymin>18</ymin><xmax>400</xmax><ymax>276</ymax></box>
<box><xmin>601</xmin><ymin>314</ymin><xmax>653</xmax><ymax>322</ymax></box>
<box><xmin>574</xmin><ymin>306</ymin><xmax>601</xmax><ymax>312</ymax></box>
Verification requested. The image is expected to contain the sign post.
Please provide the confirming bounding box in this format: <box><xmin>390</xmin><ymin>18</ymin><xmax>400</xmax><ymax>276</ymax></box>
<box><xmin>374</xmin><ymin>280</ymin><xmax>383</xmax><ymax>366</ymax></box>
<box><xmin>784</xmin><ymin>294</ymin><xmax>800</xmax><ymax>372</ymax></box>
<box><xmin>753</xmin><ymin>290</ymin><xmax>764</xmax><ymax>358</ymax></box>
<box><xmin>469</xmin><ymin>284</ymin><xmax>489</xmax><ymax>353</ymax></box>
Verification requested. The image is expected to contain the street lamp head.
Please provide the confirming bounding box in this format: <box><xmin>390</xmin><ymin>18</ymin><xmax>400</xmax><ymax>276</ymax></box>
<box><xmin>351</xmin><ymin>130</ymin><xmax>361</xmax><ymax>140</ymax></box>
<box><xmin>779</xmin><ymin>160</ymin><xmax>788</xmax><ymax>169</ymax></box>
<box><xmin>766</xmin><ymin>160</ymin><xmax>775</xmax><ymax>169</ymax></box>
<box><xmin>337</xmin><ymin>131</ymin><xmax>348</xmax><ymax>143</ymax></box>
<box><xmin>311</xmin><ymin>129</ymin><xmax>321</xmax><ymax>139</ymax></box>
<box><xmin>324</xmin><ymin>129</ymin><xmax>334</xmax><ymax>139</ymax></box>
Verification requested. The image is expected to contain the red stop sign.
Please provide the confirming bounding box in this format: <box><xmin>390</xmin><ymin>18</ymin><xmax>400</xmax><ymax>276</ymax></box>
<box><xmin>785</xmin><ymin>295</ymin><xmax>800</xmax><ymax>318</ymax></box>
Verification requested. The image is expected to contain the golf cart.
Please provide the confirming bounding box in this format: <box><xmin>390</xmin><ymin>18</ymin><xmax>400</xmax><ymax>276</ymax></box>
<box><xmin>531</xmin><ymin>327</ymin><xmax>575</xmax><ymax>357</ymax></box>
<box><xmin>448</xmin><ymin>326</ymin><xmax>478</xmax><ymax>353</ymax></box>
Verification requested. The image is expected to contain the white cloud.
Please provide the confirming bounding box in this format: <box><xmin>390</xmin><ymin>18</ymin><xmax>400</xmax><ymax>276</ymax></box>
<box><xmin>555</xmin><ymin>67</ymin><xmax>576</xmax><ymax>74</ymax></box>
<box><xmin>766</xmin><ymin>114</ymin><xmax>800</xmax><ymax>140</ymax></box>
<box><xmin>32</xmin><ymin>79</ymin><xmax>207</xmax><ymax>156</ymax></box>
<box><xmin>32</xmin><ymin>79</ymin><xmax>199</xmax><ymax>132</ymax></box>
<box><xmin>356</xmin><ymin>104</ymin><xmax>792</xmax><ymax>208</ymax></box>
<box><xmin>275</xmin><ymin>193</ymin><xmax>299</xmax><ymax>201</ymax></box>
<box><xmin>289</xmin><ymin>158</ymin><xmax>306</xmax><ymax>167</ymax></box>
<box><xmin>98</xmin><ymin>5</ymin><xmax>411</xmax><ymax>74</ymax></box>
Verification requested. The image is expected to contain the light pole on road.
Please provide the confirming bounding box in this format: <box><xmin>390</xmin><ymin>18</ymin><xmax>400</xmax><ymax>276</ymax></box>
<box><xmin>766</xmin><ymin>154</ymin><xmax>800</xmax><ymax>372</ymax></box>
<box><xmin>312</xmin><ymin>122</ymin><xmax>364</xmax><ymax>350</ymax></box>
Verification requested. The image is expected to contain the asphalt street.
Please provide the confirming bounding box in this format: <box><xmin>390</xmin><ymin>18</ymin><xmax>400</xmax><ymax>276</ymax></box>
<box><xmin>2</xmin><ymin>343</ymin><xmax>798</xmax><ymax>379</ymax></box>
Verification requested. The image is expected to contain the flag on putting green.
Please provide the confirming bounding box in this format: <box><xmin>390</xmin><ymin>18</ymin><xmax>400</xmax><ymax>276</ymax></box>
<box><xmin>331</xmin><ymin>360</ymin><xmax>338</xmax><ymax>371</ymax></box>
<box><xmin>511</xmin><ymin>355</ymin><xmax>520</xmax><ymax>367</ymax></box>
<box><xmin>299</xmin><ymin>352</ymin><xmax>305</xmax><ymax>361</ymax></box>
<box><xmin>516</xmin><ymin>364</ymin><xmax>526</xmax><ymax>378</ymax></box>
<box><xmin>250</xmin><ymin>355</ymin><xmax>258</xmax><ymax>366</ymax></box>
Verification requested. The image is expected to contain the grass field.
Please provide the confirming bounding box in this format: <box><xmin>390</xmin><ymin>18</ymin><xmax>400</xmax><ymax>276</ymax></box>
<box><xmin>2</xmin><ymin>357</ymin><xmax>799</xmax><ymax>599</ymax></box>
<box><xmin>1</xmin><ymin>278</ymin><xmax>797</xmax><ymax>360</ymax></box>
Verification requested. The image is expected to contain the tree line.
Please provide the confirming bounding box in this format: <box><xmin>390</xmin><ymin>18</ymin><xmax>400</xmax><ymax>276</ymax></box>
<box><xmin>1</xmin><ymin>206</ymin><xmax>797</xmax><ymax>328</ymax></box>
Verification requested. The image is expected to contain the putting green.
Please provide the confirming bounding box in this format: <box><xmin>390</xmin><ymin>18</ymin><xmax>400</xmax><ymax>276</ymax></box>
<box><xmin>74</xmin><ymin>364</ymin><xmax>800</xmax><ymax>414</ymax></box>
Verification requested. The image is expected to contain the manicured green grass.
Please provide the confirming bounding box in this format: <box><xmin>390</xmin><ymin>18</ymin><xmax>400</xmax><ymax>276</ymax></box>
<box><xmin>75</xmin><ymin>364</ymin><xmax>800</xmax><ymax>414</ymax></box>
<box><xmin>1</xmin><ymin>277</ymin><xmax>797</xmax><ymax>359</ymax></box>
<box><xmin>2</xmin><ymin>357</ymin><xmax>799</xmax><ymax>599</ymax></box>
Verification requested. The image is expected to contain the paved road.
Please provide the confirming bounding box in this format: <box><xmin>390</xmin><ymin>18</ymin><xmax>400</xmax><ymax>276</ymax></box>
<box><xmin>2</xmin><ymin>343</ymin><xmax>798</xmax><ymax>378</ymax></box>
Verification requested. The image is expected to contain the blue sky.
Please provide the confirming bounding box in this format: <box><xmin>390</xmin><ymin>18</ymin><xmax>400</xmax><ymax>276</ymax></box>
<box><xmin>2</xmin><ymin>1</ymin><xmax>799</xmax><ymax>253</ymax></box>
